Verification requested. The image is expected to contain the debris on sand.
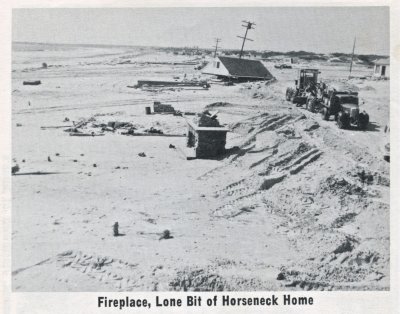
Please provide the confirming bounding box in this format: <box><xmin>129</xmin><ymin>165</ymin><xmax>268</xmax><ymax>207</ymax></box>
<box><xmin>144</xmin><ymin>127</ymin><xmax>163</xmax><ymax>134</ymax></box>
<box><xmin>122</xmin><ymin>131</ymin><xmax>184</xmax><ymax>137</ymax></box>
<box><xmin>153</xmin><ymin>101</ymin><xmax>175</xmax><ymax>114</ymax></box>
<box><xmin>252</xmin><ymin>92</ymin><xmax>264</xmax><ymax>99</ymax></box>
<box><xmin>133</xmin><ymin>79</ymin><xmax>210</xmax><ymax>90</ymax></box>
<box><xmin>122</xmin><ymin>127</ymin><xmax>137</xmax><ymax>135</ymax></box>
<box><xmin>138</xmin><ymin>152</ymin><xmax>146</xmax><ymax>157</ymax></box>
<box><xmin>23</xmin><ymin>80</ymin><xmax>41</xmax><ymax>86</ymax></box>
<box><xmin>159</xmin><ymin>230</ymin><xmax>173</xmax><ymax>240</ymax></box>
<box><xmin>48</xmin><ymin>156</ymin><xmax>52</xmax><ymax>162</ymax></box>
<box><xmin>12</xmin><ymin>164</ymin><xmax>20</xmax><ymax>175</ymax></box>
<box><xmin>42</xmin><ymin>125</ymin><xmax>74</xmax><ymax>130</ymax></box>
<box><xmin>63</xmin><ymin>128</ymin><xmax>80</xmax><ymax>133</ymax></box>
<box><xmin>169</xmin><ymin>144</ymin><xmax>176</xmax><ymax>149</ymax></box>
<box><xmin>69</xmin><ymin>132</ymin><xmax>105</xmax><ymax>137</ymax></box>
<box><xmin>16</xmin><ymin>123</ymin><xmax>22</xmax><ymax>127</ymax></box>
<box><xmin>107</xmin><ymin>121</ymin><xmax>132</xmax><ymax>129</ymax></box>
<box><xmin>113</xmin><ymin>222</ymin><xmax>119</xmax><ymax>237</ymax></box>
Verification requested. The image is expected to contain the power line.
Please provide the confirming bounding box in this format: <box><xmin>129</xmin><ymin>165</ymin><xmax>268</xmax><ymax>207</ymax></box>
<box><xmin>349</xmin><ymin>36</ymin><xmax>356</xmax><ymax>79</ymax></box>
<box><xmin>237</xmin><ymin>20</ymin><xmax>255</xmax><ymax>59</ymax></box>
<box><xmin>213</xmin><ymin>38</ymin><xmax>221</xmax><ymax>58</ymax></box>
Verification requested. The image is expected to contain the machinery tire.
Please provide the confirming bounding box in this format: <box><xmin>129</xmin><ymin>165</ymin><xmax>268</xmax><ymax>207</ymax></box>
<box><xmin>337</xmin><ymin>112</ymin><xmax>349</xmax><ymax>129</ymax></box>
<box><xmin>286</xmin><ymin>88</ymin><xmax>294</xmax><ymax>101</ymax></box>
<box><xmin>358</xmin><ymin>112</ymin><xmax>370</xmax><ymax>130</ymax></box>
<box><xmin>308</xmin><ymin>98</ymin><xmax>317</xmax><ymax>113</ymax></box>
<box><xmin>321</xmin><ymin>107</ymin><xmax>329</xmax><ymax>121</ymax></box>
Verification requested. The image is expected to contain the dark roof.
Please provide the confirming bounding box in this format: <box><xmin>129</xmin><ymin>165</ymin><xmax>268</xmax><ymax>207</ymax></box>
<box><xmin>374</xmin><ymin>58</ymin><xmax>389</xmax><ymax>65</ymax></box>
<box><xmin>218</xmin><ymin>56</ymin><xmax>273</xmax><ymax>79</ymax></box>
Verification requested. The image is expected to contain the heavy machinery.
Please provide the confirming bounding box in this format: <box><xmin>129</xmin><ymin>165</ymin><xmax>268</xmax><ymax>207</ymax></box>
<box><xmin>320</xmin><ymin>83</ymin><xmax>369</xmax><ymax>130</ymax></box>
<box><xmin>286</xmin><ymin>69</ymin><xmax>320</xmax><ymax>106</ymax></box>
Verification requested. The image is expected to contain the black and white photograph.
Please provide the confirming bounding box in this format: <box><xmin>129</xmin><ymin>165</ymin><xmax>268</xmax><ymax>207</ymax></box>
<box><xmin>9</xmin><ymin>6</ymin><xmax>391</xmax><ymax>294</ymax></box>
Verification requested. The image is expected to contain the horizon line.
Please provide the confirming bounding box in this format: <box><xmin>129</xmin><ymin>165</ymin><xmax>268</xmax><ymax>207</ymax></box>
<box><xmin>12</xmin><ymin>41</ymin><xmax>389</xmax><ymax>57</ymax></box>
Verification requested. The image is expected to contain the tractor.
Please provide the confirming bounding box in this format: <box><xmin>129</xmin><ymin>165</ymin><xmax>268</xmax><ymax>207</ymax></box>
<box><xmin>286</xmin><ymin>69</ymin><xmax>320</xmax><ymax>107</ymax></box>
<box><xmin>320</xmin><ymin>84</ymin><xmax>369</xmax><ymax>130</ymax></box>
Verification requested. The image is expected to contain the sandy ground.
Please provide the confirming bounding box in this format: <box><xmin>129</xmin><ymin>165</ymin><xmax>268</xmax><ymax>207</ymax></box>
<box><xmin>11</xmin><ymin>43</ymin><xmax>389</xmax><ymax>291</ymax></box>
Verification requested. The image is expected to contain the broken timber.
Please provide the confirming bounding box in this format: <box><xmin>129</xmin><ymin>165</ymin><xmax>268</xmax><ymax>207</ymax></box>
<box><xmin>134</xmin><ymin>80</ymin><xmax>210</xmax><ymax>89</ymax></box>
<box><xmin>121</xmin><ymin>132</ymin><xmax>185</xmax><ymax>137</ymax></box>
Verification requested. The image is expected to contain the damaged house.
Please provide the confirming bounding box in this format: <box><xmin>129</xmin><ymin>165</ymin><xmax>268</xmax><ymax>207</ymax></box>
<box><xmin>202</xmin><ymin>56</ymin><xmax>274</xmax><ymax>82</ymax></box>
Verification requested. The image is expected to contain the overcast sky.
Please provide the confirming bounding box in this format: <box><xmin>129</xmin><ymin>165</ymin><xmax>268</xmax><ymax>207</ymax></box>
<box><xmin>12</xmin><ymin>7</ymin><xmax>389</xmax><ymax>55</ymax></box>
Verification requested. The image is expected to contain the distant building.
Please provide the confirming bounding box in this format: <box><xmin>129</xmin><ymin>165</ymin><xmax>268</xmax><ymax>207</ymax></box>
<box><xmin>283</xmin><ymin>57</ymin><xmax>299</xmax><ymax>64</ymax></box>
<box><xmin>373</xmin><ymin>58</ymin><xmax>390</xmax><ymax>78</ymax></box>
<box><xmin>202</xmin><ymin>56</ymin><xmax>274</xmax><ymax>82</ymax></box>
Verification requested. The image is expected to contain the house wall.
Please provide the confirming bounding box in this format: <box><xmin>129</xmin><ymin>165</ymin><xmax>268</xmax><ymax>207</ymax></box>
<box><xmin>373</xmin><ymin>64</ymin><xmax>390</xmax><ymax>78</ymax></box>
<box><xmin>201</xmin><ymin>58</ymin><xmax>230</xmax><ymax>77</ymax></box>
<box><xmin>283</xmin><ymin>57</ymin><xmax>298</xmax><ymax>64</ymax></box>
<box><xmin>384</xmin><ymin>65</ymin><xmax>390</xmax><ymax>78</ymax></box>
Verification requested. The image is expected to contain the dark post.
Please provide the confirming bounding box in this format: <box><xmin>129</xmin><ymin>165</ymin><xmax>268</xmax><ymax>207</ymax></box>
<box><xmin>213</xmin><ymin>38</ymin><xmax>221</xmax><ymax>58</ymax></box>
<box><xmin>237</xmin><ymin>21</ymin><xmax>255</xmax><ymax>59</ymax></box>
<box><xmin>349</xmin><ymin>36</ymin><xmax>356</xmax><ymax>79</ymax></box>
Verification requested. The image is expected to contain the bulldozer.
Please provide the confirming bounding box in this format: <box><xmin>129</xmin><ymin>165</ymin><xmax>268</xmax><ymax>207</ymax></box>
<box><xmin>320</xmin><ymin>83</ymin><xmax>369</xmax><ymax>130</ymax></box>
<box><xmin>286</xmin><ymin>69</ymin><xmax>320</xmax><ymax>106</ymax></box>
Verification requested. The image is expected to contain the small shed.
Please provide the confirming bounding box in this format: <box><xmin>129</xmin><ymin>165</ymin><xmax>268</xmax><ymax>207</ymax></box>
<box><xmin>202</xmin><ymin>56</ymin><xmax>274</xmax><ymax>82</ymax></box>
<box><xmin>373</xmin><ymin>58</ymin><xmax>390</xmax><ymax>78</ymax></box>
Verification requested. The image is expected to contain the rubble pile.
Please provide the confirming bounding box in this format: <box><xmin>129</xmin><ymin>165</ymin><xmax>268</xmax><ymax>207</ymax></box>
<box><xmin>153</xmin><ymin>102</ymin><xmax>175</xmax><ymax>113</ymax></box>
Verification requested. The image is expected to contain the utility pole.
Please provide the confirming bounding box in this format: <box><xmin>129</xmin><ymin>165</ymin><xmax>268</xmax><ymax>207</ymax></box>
<box><xmin>237</xmin><ymin>21</ymin><xmax>255</xmax><ymax>59</ymax></box>
<box><xmin>349</xmin><ymin>36</ymin><xmax>356</xmax><ymax>79</ymax></box>
<box><xmin>213</xmin><ymin>38</ymin><xmax>221</xmax><ymax>58</ymax></box>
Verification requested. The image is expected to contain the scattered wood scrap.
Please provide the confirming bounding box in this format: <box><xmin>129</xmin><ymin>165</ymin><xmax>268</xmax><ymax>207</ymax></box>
<box><xmin>23</xmin><ymin>80</ymin><xmax>41</xmax><ymax>86</ymax></box>
<box><xmin>41</xmin><ymin>125</ymin><xmax>73</xmax><ymax>130</ymax></box>
<box><xmin>69</xmin><ymin>133</ymin><xmax>105</xmax><ymax>137</ymax></box>
<box><xmin>120</xmin><ymin>132</ymin><xmax>185</xmax><ymax>137</ymax></box>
